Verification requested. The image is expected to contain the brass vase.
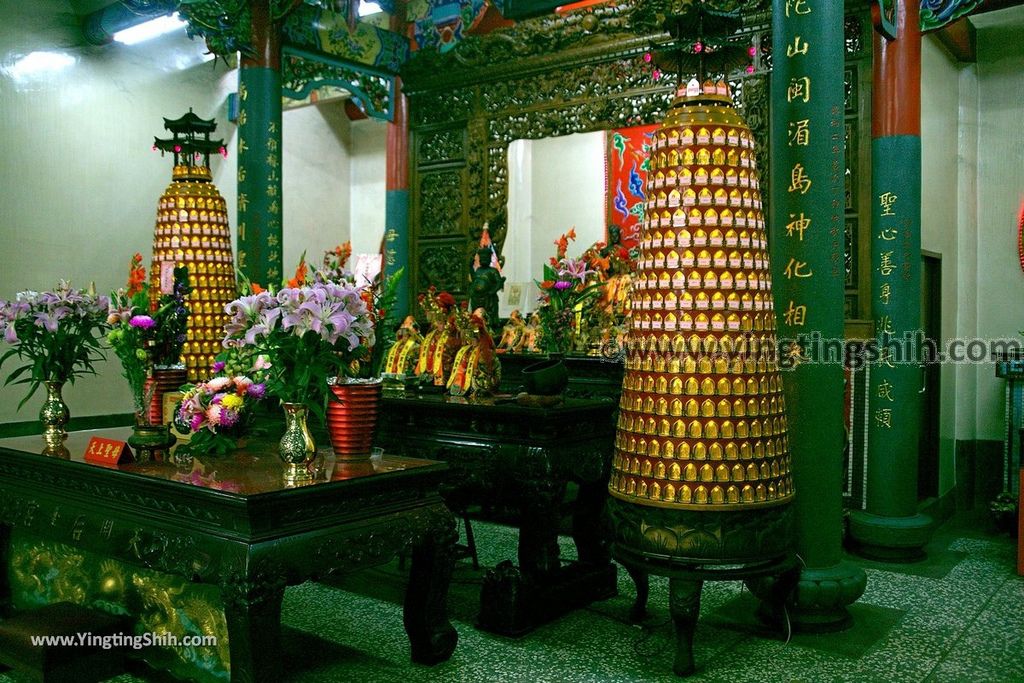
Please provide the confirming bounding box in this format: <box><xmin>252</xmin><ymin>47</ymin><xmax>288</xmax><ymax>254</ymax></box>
<box><xmin>279</xmin><ymin>403</ymin><xmax>316</xmax><ymax>482</ymax></box>
<box><xmin>40</xmin><ymin>380</ymin><xmax>70</xmax><ymax>451</ymax></box>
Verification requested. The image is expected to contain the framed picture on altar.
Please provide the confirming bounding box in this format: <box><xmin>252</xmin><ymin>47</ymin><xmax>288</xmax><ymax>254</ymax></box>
<box><xmin>507</xmin><ymin>282</ymin><xmax>524</xmax><ymax>307</ymax></box>
<box><xmin>163</xmin><ymin>391</ymin><xmax>190</xmax><ymax>442</ymax></box>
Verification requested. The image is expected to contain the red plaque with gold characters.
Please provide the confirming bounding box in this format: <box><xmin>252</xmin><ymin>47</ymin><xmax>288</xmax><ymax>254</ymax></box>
<box><xmin>84</xmin><ymin>437</ymin><xmax>133</xmax><ymax>466</ymax></box>
<box><xmin>609</xmin><ymin>78</ymin><xmax>794</xmax><ymax>511</ymax></box>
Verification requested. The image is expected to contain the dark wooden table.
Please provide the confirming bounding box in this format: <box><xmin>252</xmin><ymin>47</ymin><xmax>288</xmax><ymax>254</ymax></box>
<box><xmin>376</xmin><ymin>393</ymin><xmax>618</xmax><ymax>636</ymax></box>
<box><xmin>0</xmin><ymin>430</ymin><xmax>458</xmax><ymax>682</ymax></box>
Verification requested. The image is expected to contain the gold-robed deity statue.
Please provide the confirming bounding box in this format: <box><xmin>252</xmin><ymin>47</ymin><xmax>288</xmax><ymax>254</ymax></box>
<box><xmin>414</xmin><ymin>288</ymin><xmax>461</xmax><ymax>386</ymax></box>
<box><xmin>382</xmin><ymin>315</ymin><xmax>422</xmax><ymax>375</ymax></box>
<box><xmin>497</xmin><ymin>309</ymin><xmax>527</xmax><ymax>352</ymax></box>
<box><xmin>447</xmin><ymin>308</ymin><xmax>501</xmax><ymax>396</ymax></box>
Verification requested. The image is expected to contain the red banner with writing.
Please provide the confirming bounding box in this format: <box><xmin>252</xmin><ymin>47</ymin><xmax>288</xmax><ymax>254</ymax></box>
<box><xmin>606</xmin><ymin>124</ymin><xmax>658</xmax><ymax>250</ymax></box>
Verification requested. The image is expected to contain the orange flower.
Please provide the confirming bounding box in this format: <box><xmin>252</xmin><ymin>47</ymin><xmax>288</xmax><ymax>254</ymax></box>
<box><xmin>126</xmin><ymin>253</ymin><xmax>146</xmax><ymax>297</ymax></box>
<box><xmin>540</xmin><ymin>280</ymin><xmax>555</xmax><ymax>290</ymax></box>
<box><xmin>286</xmin><ymin>258</ymin><xmax>308</xmax><ymax>288</ymax></box>
<box><xmin>251</xmin><ymin>283</ymin><xmax>265</xmax><ymax>294</ymax></box>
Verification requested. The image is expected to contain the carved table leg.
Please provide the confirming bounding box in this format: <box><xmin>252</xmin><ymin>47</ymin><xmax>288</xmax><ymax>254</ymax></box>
<box><xmin>571</xmin><ymin>476</ymin><xmax>612</xmax><ymax>567</ymax></box>
<box><xmin>625</xmin><ymin>564</ymin><xmax>649</xmax><ymax>623</ymax></box>
<box><xmin>221</xmin><ymin>576</ymin><xmax>286</xmax><ymax>683</ymax></box>
<box><xmin>517</xmin><ymin>476</ymin><xmax>566</xmax><ymax>579</ymax></box>
<box><xmin>404</xmin><ymin>514</ymin><xmax>458</xmax><ymax>665</ymax></box>
<box><xmin>668</xmin><ymin>577</ymin><xmax>704</xmax><ymax>677</ymax></box>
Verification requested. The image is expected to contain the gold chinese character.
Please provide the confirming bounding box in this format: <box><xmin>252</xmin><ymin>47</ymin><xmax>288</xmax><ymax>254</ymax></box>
<box><xmin>879</xmin><ymin>191</ymin><xmax>898</xmax><ymax>216</ymax></box>
<box><xmin>267</xmin><ymin>153</ymin><xmax>278</xmax><ymax>168</ymax></box>
<box><xmin>266</xmin><ymin>184</ymin><xmax>278</xmax><ymax>198</ymax></box>
<box><xmin>238</xmin><ymin>221</ymin><xmax>246</xmax><ymax>240</ymax></box>
<box><xmin>879</xmin><ymin>347</ymin><xmax>896</xmax><ymax>368</ymax></box>
<box><xmin>784</xmin><ymin>301</ymin><xmax>807</xmax><ymax>326</ymax></box>
<box><xmin>269</xmin><ymin>200</ymin><xmax>280</xmax><ymax>215</ymax></box>
<box><xmin>267</xmin><ymin>267</ymin><xmax>281</xmax><ymax>281</ymax></box>
<box><xmin>877</xmin><ymin>380</ymin><xmax>894</xmax><ymax>402</ymax></box>
<box><xmin>238</xmin><ymin>138</ymin><xmax>248</xmax><ymax>154</ymax></box>
<box><xmin>879</xmin><ymin>282</ymin><xmax>892</xmax><ymax>305</ymax></box>
<box><xmin>238</xmin><ymin>193</ymin><xmax>249</xmax><ymax>212</ymax></box>
<box><xmin>879</xmin><ymin>228</ymin><xmax>897</xmax><ymax>241</ymax></box>
<box><xmin>786</xmin><ymin>212</ymin><xmax>811</xmax><ymax>240</ymax></box>
<box><xmin>879</xmin><ymin>251</ymin><xmax>896</xmax><ymax>276</ymax></box>
<box><xmin>238</xmin><ymin>251</ymin><xmax>247</xmax><ymax>270</ymax></box>
<box><xmin>874</xmin><ymin>408</ymin><xmax>893</xmax><ymax>429</ymax></box>
<box><xmin>788</xmin><ymin>163</ymin><xmax>812</xmax><ymax>194</ymax></box>
<box><xmin>877</xmin><ymin>315</ymin><xmax>895</xmax><ymax>335</ymax></box>
<box><xmin>386</xmin><ymin>248</ymin><xmax>397</xmax><ymax>266</ymax></box>
<box><xmin>787</xmin><ymin>36</ymin><xmax>810</xmax><ymax>57</ymax></box>
<box><xmin>268</xmin><ymin>121</ymin><xmax>278</xmax><ymax>134</ymax></box>
<box><xmin>238</xmin><ymin>166</ymin><xmax>246</xmax><ymax>183</ymax></box>
<box><xmin>267</xmin><ymin>138</ymin><xmax>278</xmax><ymax>153</ymax></box>
<box><xmin>267</xmin><ymin>235</ymin><xmax>279</xmax><ymax>247</ymax></box>
<box><xmin>787</xmin><ymin>76</ymin><xmax>811</xmax><ymax>103</ymax></box>
<box><xmin>785</xmin><ymin>0</ymin><xmax>811</xmax><ymax>16</ymax></box>
<box><xmin>268</xmin><ymin>250</ymin><xmax>280</xmax><ymax>263</ymax></box>
<box><xmin>784</xmin><ymin>258</ymin><xmax>814</xmax><ymax>278</ymax></box>
<box><xmin>238</xmin><ymin>110</ymin><xmax>247</xmax><ymax>127</ymax></box>
<box><xmin>788</xmin><ymin>119</ymin><xmax>810</xmax><ymax>146</ymax></box>
<box><xmin>239</xmin><ymin>83</ymin><xmax>248</xmax><ymax>101</ymax></box>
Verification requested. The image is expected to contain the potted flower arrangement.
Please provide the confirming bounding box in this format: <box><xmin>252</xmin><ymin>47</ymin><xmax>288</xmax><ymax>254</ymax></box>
<box><xmin>107</xmin><ymin>254</ymin><xmax>190</xmax><ymax>452</ymax></box>
<box><xmin>535</xmin><ymin>228</ymin><xmax>605</xmax><ymax>356</ymax></box>
<box><xmin>175</xmin><ymin>373</ymin><xmax>267</xmax><ymax>456</ymax></box>
<box><xmin>222</xmin><ymin>268</ymin><xmax>376</xmax><ymax>481</ymax></box>
<box><xmin>0</xmin><ymin>281</ymin><xmax>109</xmax><ymax>452</ymax></box>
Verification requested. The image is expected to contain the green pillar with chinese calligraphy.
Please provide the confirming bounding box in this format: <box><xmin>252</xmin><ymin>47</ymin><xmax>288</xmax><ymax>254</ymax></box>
<box><xmin>236</xmin><ymin>0</ymin><xmax>284</xmax><ymax>288</ymax></box>
<box><xmin>384</xmin><ymin>6</ymin><xmax>410</xmax><ymax>319</ymax></box>
<box><xmin>848</xmin><ymin>0</ymin><xmax>933</xmax><ymax>560</ymax></box>
<box><xmin>770</xmin><ymin>0</ymin><xmax>866</xmax><ymax>630</ymax></box>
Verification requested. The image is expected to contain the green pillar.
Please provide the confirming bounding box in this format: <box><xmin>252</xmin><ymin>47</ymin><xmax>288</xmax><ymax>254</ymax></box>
<box><xmin>236</xmin><ymin>0</ymin><xmax>284</xmax><ymax>288</ymax></box>
<box><xmin>849</xmin><ymin>0</ymin><xmax>932</xmax><ymax>560</ymax></box>
<box><xmin>771</xmin><ymin>0</ymin><xmax>866</xmax><ymax>630</ymax></box>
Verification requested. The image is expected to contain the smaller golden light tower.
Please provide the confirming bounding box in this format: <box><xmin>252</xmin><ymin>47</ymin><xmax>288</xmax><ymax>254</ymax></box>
<box><xmin>150</xmin><ymin>110</ymin><xmax>237</xmax><ymax>381</ymax></box>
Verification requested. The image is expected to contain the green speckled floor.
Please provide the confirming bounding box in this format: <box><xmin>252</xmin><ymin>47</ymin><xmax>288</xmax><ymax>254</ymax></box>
<box><xmin>2</xmin><ymin>511</ymin><xmax>1021</xmax><ymax>683</ymax></box>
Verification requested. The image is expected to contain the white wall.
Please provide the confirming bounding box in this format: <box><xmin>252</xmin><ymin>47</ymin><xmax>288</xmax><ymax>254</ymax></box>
<box><xmin>0</xmin><ymin>3</ymin><xmax>376</xmax><ymax>424</ymax></box>
<box><xmin>504</xmin><ymin>131</ymin><xmax>606</xmax><ymax>315</ymax></box>
<box><xmin>348</xmin><ymin>117</ymin><xmax>387</xmax><ymax>257</ymax></box>
<box><xmin>972</xmin><ymin>8</ymin><xmax>1024</xmax><ymax>441</ymax></box>
<box><xmin>283</xmin><ymin>104</ymin><xmax>352</xmax><ymax>273</ymax></box>
<box><xmin>920</xmin><ymin>36</ymin><xmax>963</xmax><ymax>494</ymax></box>
<box><xmin>0</xmin><ymin>16</ymin><xmax>238</xmax><ymax>423</ymax></box>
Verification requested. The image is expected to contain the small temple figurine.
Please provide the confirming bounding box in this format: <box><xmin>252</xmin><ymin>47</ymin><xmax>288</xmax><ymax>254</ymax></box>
<box><xmin>447</xmin><ymin>308</ymin><xmax>501</xmax><ymax>396</ymax></box>
<box><xmin>515</xmin><ymin>311</ymin><xmax>543</xmax><ymax>354</ymax></box>
<box><xmin>382</xmin><ymin>315</ymin><xmax>422</xmax><ymax>375</ymax></box>
<box><xmin>414</xmin><ymin>288</ymin><xmax>461</xmax><ymax>386</ymax></box>
<box><xmin>469</xmin><ymin>225</ymin><xmax>505</xmax><ymax>330</ymax></box>
<box><xmin>497</xmin><ymin>309</ymin><xmax>526</xmax><ymax>352</ymax></box>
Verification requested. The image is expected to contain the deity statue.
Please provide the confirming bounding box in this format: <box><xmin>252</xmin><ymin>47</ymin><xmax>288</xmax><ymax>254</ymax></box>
<box><xmin>447</xmin><ymin>308</ymin><xmax>501</xmax><ymax>396</ymax></box>
<box><xmin>516</xmin><ymin>311</ymin><xmax>543</xmax><ymax>354</ymax></box>
<box><xmin>382</xmin><ymin>315</ymin><xmax>422</xmax><ymax>375</ymax></box>
<box><xmin>414</xmin><ymin>289</ymin><xmax>461</xmax><ymax>386</ymax></box>
<box><xmin>469</xmin><ymin>247</ymin><xmax>505</xmax><ymax>329</ymax></box>
<box><xmin>498</xmin><ymin>309</ymin><xmax>526</xmax><ymax>352</ymax></box>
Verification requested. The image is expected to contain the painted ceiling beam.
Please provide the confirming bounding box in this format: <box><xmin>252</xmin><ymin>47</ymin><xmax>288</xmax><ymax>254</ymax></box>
<box><xmin>81</xmin><ymin>0</ymin><xmax>179</xmax><ymax>45</ymax></box>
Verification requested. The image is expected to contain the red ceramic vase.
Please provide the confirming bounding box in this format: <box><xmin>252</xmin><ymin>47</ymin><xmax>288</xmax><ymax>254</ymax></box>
<box><xmin>146</xmin><ymin>366</ymin><xmax>189</xmax><ymax>426</ymax></box>
<box><xmin>327</xmin><ymin>379</ymin><xmax>382</xmax><ymax>460</ymax></box>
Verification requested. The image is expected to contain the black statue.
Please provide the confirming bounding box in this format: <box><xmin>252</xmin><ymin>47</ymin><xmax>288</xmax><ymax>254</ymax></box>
<box><xmin>469</xmin><ymin>247</ymin><xmax>505</xmax><ymax>327</ymax></box>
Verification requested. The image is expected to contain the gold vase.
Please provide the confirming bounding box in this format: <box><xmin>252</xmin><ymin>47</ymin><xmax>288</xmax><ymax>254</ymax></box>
<box><xmin>40</xmin><ymin>380</ymin><xmax>70</xmax><ymax>451</ymax></box>
<box><xmin>279</xmin><ymin>403</ymin><xmax>316</xmax><ymax>482</ymax></box>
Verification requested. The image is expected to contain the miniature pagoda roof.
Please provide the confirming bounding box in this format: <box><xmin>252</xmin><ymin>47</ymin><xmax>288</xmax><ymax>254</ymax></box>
<box><xmin>163</xmin><ymin>109</ymin><xmax>217</xmax><ymax>134</ymax></box>
<box><xmin>153</xmin><ymin>136</ymin><xmax>225</xmax><ymax>154</ymax></box>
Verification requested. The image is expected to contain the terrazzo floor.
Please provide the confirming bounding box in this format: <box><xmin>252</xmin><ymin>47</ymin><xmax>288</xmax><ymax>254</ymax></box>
<box><xmin>2</xmin><ymin>510</ymin><xmax>1021</xmax><ymax>683</ymax></box>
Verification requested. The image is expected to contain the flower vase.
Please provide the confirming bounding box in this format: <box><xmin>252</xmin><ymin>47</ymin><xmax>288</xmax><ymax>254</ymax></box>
<box><xmin>327</xmin><ymin>378</ymin><xmax>382</xmax><ymax>461</ymax></box>
<box><xmin>147</xmin><ymin>365</ymin><xmax>188</xmax><ymax>425</ymax></box>
<box><xmin>280</xmin><ymin>403</ymin><xmax>316</xmax><ymax>482</ymax></box>
<box><xmin>40</xmin><ymin>381</ymin><xmax>70</xmax><ymax>451</ymax></box>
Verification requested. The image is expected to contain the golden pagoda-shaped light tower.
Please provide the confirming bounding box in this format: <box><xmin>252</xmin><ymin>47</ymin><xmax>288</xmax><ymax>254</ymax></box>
<box><xmin>150</xmin><ymin>110</ymin><xmax>237</xmax><ymax>381</ymax></box>
<box><xmin>605</xmin><ymin>7</ymin><xmax>797</xmax><ymax>672</ymax></box>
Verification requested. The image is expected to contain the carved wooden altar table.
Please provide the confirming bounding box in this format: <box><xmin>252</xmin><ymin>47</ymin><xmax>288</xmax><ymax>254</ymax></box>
<box><xmin>376</xmin><ymin>394</ymin><xmax>618</xmax><ymax>636</ymax></box>
<box><xmin>0</xmin><ymin>429</ymin><xmax>457</xmax><ymax>682</ymax></box>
